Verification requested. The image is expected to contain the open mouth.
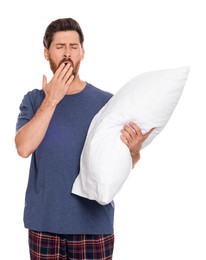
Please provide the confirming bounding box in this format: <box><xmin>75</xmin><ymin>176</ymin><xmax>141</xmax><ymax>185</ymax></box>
<box><xmin>61</xmin><ymin>59</ymin><xmax>73</xmax><ymax>67</ymax></box>
<box><xmin>64</xmin><ymin>61</ymin><xmax>72</xmax><ymax>66</ymax></box>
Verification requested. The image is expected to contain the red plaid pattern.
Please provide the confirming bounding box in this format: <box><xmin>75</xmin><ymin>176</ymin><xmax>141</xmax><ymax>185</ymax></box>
<box><xmin>29</xmin><ymin>230</ymin><xmax>114</xmax><ymax>260</ymax></box>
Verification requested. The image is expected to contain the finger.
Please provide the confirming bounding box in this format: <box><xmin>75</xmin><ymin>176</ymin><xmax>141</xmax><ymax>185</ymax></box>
<box><xmin>129</xmin><ymin>122</ymin><xmax>142</xmax><ymax>136</ymax></box>
<box><xmin>65</xmin><ymin>74</ymin><xmax>75</xmax><ymax>86</ymax></box>
<box><xmin>120</xmin><ymin>135</ymin><xmax>129</xmax><ymax>147</ymax></box>
<box><xmin>121</xmin><ymin>128</ymin><xmax>132</xmax><ymax>142</ymax></box>
<box><xmin>54</xmin><ymin>63</ymin><xmax>66</xmax><ymax>78</ymax></box>
<box><xmin>123</xmin><ymin>124</ymin><xmax>137</xmax><ymax>139</ymax></box>
<box><xmin>61</xmin><ymin>63</ymin><xmax>72</xmax><ymax>80</ymax></box>
<box><xmin>63</xmin><ymin>66</ymin><xmax>74</xmax><ymax>84</ymax></box>
<box><xmin>58</xmin><ymin>63</ymin><xmax>73</xmax><ymax>83</ymax></box>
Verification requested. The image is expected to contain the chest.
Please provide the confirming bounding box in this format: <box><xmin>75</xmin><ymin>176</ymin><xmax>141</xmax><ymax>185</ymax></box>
<box><xmin>45</xmin><ymin>98</ymin><xmax>97</xmax><ymax>147</ymax></box>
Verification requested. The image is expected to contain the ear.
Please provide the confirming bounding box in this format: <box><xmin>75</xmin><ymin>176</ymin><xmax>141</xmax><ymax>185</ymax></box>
<box><xmin>44</xmin><ymin>48</ymin><xmax>49</xmax><ymax>61</ymax></box>
<box><xmin>81</xmin><ymin>47</ymin><xmax>85</xmax><ymax>61</ymax></box>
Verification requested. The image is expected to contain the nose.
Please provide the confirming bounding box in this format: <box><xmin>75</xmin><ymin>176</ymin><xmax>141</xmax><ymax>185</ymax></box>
<box><xmin>63</xmin><ymin>53</ymin><xmax>71</xmax><ymax>58</ymax></box>
<box><xmin>63</xmin><ymin>47</ymin><xmax>71</xmax><ymax>58</ymax></box>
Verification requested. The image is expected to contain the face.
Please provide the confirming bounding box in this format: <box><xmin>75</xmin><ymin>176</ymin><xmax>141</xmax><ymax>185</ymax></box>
<box><xmin>44</xmin><ymin>31</ymin><xmax>84</xmax><ymax>77</ymax></box>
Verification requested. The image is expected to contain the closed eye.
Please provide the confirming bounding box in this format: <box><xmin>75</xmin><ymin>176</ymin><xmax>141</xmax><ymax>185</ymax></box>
<box><xmin>70</xmin><ymin>44</ymin><xmax>79</xmax><ymax>49</ymax></box>
<box><xmin>56</xmin><ymin>44</ymin><xmax>64</xmax><ymax>49</ymax></box>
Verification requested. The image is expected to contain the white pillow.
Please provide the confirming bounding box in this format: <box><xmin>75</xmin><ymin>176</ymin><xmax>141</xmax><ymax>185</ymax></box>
<box><xmin>72</xmin><ymin>66</ymin><xmax>190</xmax><ymax>205</ymax></box>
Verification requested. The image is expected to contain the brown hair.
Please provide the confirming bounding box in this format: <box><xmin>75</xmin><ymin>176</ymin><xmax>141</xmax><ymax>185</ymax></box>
<box><xmin>43</xmin><ymin>18</ymin><xmax>84</xmax><ymax>49</ymax></box>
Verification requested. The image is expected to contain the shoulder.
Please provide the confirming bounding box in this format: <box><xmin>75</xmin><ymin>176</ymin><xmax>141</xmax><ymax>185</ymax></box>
<box><xmin>86</xmin><ymin>83</ymin><xmax>113</xmax><ymax>101</ymax></box>
<box><xmin>25</xmin><ymin>88</ymin><xmax>45</xmax><ymax>100</ymax></box>
<box><xmin>22</xmin><ymin>89</ymin><xmax>45</xmax><ymax>110</ymax></box>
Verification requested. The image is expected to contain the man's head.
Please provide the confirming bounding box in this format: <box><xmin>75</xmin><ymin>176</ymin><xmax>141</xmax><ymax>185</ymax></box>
<box><xmin>43</xmin><ymin>18</ymin><xmax>85</xmax><ymax>77</ymax></box>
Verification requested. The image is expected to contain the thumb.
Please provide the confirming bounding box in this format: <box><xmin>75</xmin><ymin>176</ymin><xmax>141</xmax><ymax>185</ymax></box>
<box><xmin>42</xmin><ymin>75</ymin><xmax>47</xmax><ymax>92</ymax></box>
<box><xmin>143</xmin><ymin>127</ymin><xmax>155</xmax><ymax>140</ymax></box>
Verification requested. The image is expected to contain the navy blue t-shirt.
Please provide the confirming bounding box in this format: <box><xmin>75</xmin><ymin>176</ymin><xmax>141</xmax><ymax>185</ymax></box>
<box><xmin>16</xmin><ymin>83</ymin><xmax>114</xmax><ymax>234</ymax></box>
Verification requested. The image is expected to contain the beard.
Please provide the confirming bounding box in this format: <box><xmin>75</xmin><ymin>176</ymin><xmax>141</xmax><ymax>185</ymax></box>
<box><xmin>48</xmin><ymin>56</ymin><xmax>81</xmax><ymax>78</ymax></box>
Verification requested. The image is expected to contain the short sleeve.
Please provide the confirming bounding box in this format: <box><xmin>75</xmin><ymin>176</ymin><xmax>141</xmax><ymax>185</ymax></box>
<box><xmin>16</xmin><ymin>89</ymin><xmax>44</xmax><ymax>132</ymax></box>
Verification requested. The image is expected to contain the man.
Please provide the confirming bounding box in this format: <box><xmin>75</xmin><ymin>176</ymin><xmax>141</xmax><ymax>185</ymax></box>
<box><xmin>15</xmin><ymin>18</ymin><xmax>153</xmax><ymax>260</ymax></box>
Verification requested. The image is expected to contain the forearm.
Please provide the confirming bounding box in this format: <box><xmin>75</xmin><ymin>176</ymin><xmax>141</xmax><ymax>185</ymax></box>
<box><xmin>131</xmin><ymin>151</ymin><xmax>141</xmax><ymax>168</ymax></box>
<box><xmin>15</xmin><ymin>98</ymin><xmax>56</xmax><ymax>158</ymax></box>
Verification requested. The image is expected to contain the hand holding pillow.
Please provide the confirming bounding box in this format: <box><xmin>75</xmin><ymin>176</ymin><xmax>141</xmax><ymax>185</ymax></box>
<box><xmin>120</xmin><ymin>122</ymin><xmax>154</xmax><ymax>167</ymax></box>
<box><xmin>72</xmin><ymin>66</ymin><xmax>190</xmax><ymax>205</ymax></box>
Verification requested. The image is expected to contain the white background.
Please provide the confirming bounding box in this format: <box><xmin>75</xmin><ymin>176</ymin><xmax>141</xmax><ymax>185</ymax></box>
<box><xmin>1</xmin><ymin>0</ymin><xmax>206</xmax><ymax>259</ymax></box>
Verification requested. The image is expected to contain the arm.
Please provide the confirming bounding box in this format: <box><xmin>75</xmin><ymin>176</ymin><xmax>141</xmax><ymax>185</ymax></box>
<box><xmin>15</xmin><ymin>63</ymin><xmax>74</xmax><ymax>158</ymax></box>
<box><xmin>120</xmin><ymin>122</ymin><xmax>154</xmax><ymax>168</ymax></box>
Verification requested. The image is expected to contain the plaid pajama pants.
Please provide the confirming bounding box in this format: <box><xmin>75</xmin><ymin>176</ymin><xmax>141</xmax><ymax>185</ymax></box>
<box><xmin>29</xmin><ymin>230</ymin><xmax>114</xmax><ymax>260</ymax></box>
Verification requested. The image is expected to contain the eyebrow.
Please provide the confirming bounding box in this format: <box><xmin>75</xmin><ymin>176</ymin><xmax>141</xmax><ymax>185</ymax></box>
<box><xmin>55</xmin><ymin>43</ymin><xmax>79</xmax><ymax>46</ymax></box>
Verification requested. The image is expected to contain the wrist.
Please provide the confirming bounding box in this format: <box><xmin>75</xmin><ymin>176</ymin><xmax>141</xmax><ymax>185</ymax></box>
<box><xmin>43</xmin><ymin>97</ymin><xmax>58</xmax><ymax>108</ymax></box>
<box><xmin>132</xmin><ymin>152</ymin><xmax>141</xmax><ymax>168</ymax></box>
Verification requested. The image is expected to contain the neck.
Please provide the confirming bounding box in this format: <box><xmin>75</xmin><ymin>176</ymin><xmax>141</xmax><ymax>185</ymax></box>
<box><xmin>66</xmin><ymin>75</ymin><xmax>86</xmax><ymax>95</ymax></box>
